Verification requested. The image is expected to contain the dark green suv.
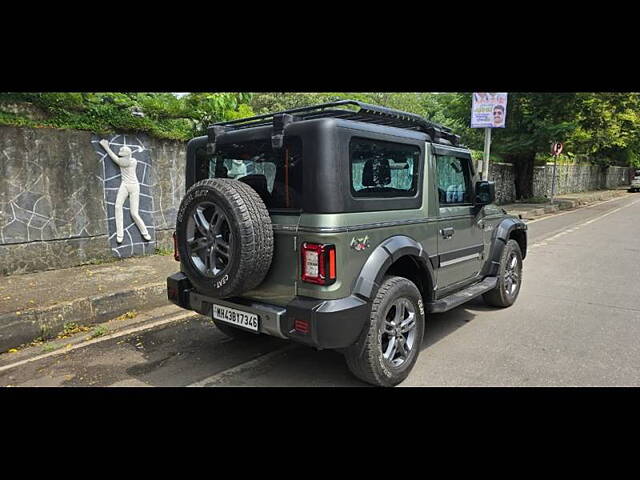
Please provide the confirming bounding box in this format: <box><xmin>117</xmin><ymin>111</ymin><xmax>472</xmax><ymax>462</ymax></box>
<box><xmin>167</xmin><ymin>100</ymin><xmax>527</xmax><ymax>386</ymax></box>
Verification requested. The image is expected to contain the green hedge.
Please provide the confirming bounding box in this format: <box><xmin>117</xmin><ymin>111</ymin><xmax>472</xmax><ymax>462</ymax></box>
<box><xmin>0</xmin><ymin>93</ymin><xmax>253</xmax><ymax>141</ymax></box>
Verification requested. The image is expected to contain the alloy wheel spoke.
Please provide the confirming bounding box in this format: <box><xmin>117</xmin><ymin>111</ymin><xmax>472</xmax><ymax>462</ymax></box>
<box><xmin>213</xmin><ymin>214</ymin><xmax>226</xmax><ymax>235</ymax></box>
<box><xmin>208</xmin><ymin>248</ymin><xmax>218</xmax><ymax>274</ymax></box>
<box><xmin>398</xmin><ymin>339</ymin><xmax>409</xmax><ymax>358</ymax></box>
<box><xmin>505</xmin><ymin>277</ymin><xmax>513</xmax><ymax>294</ymax></box>
<box><xmin>400</xmin><ymin>312</ymin><xmax>416</xmax><ymax>333</ymax></box>
<box><xmin>384</xmin><ymin>337</ymin><xmax>398</xmax><ymax>360</ymax></box>
<box><xmin>193</xmin><ymin>209</ymin><xmax>210</xmax><ymax>236</ymax></box>
<box><xmin>209</xmin><ymin>212</ymin><xmax>219</xmax><ymax>236</ymax></box>
<box><xmin>214</xmin><ymin>243</ymin><xmax>229</xmax><ymax>260</ymax></box>
<box><xmin>392</xmin><ymin>301</ymin><xmax>403</xmax><ymax>325</ymax></box>
<box><xmin>216</xmin><ymin>238</ymin><xmax>230</xmax><ymax>251</ymax></box>
<box><xmin>189</xmin><ymin>237</ymin><xmax>208</xmax><ymax>252</ymax></box>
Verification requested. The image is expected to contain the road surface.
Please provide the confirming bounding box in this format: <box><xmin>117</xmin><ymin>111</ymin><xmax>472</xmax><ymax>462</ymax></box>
<box><xmin>2</xmin><ymin>193</ymin><xmax>639</xmax><ymax>386</ymax></box>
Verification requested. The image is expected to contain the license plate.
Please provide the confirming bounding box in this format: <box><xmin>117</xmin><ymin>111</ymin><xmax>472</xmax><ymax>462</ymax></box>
<box><xmin>212</xmin><ymin>304</ymin><xmax>259</xmax><ymax>332</ymax></box>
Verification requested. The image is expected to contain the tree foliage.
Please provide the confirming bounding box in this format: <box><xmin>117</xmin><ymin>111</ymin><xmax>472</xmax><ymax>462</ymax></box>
<box><xmin>439</xmin><ymin>92</ymin><xmax>640</xmax><ymax>197</ymax></box>
<box><xmin>0</xmin><ymin>92</ymin><xmax>255</xmax><ymax>140</ymax></box>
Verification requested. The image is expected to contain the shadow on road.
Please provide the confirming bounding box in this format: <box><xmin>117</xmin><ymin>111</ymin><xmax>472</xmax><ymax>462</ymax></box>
<box><xmin>421</xmin><ymin>297</ymin><xmax>492</xmax><ymax>351</ymax></box>
<box><xmin>123</xmin><ymin>299</ymin><xmax>493</xmax><ymax>387</ymax></box>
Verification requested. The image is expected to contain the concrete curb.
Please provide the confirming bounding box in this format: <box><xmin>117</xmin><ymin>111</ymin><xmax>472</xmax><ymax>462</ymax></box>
<box><xmin>0</xmin><ymin>282</ymin><xmax>167</xmax><ymax>353</ymax></box>
<box><xmin>506</xmin><ymin>190</ymin><xmax>629</xmax><ymax>220</ymax></box>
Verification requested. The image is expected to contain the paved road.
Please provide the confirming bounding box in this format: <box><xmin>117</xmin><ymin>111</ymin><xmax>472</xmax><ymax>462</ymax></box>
<box><xmin>2</xmin><ymin>193</ymin><xmax>640</xmax><ymax>386</ymax></box>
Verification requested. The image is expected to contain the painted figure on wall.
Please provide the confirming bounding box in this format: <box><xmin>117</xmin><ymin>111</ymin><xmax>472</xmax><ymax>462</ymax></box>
<box><xmin>98</xmin><ymin>139</ymin><xmax>151</xmax><ymax>243</ymax></box>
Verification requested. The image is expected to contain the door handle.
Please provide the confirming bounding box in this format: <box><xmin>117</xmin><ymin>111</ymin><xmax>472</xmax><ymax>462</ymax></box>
<box><xmin>440</xmin><ymin>227</ymin><xmax>455</xmax><ymax>239</ymax></box>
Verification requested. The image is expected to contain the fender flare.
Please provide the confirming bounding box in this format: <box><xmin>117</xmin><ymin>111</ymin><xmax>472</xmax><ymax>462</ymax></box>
<box><xmin>347</xmin><ymin>235</ymin><xmax>434</xmax><ymax>357</ymax></box>
<box><xmin>352</xmin><ymin>235</ymin><xmax>435</xmax><ymax>301</ymax></box>
<box><xmin>482</xmin><ymin>217</ymin><xmax>528</xmax><ymax>277</ymax></box>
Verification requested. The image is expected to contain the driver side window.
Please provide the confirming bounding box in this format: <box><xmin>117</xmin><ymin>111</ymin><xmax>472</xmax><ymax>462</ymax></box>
<box><xmin>436</xmin><ymin>155</ymin><xmax>472</xmax><ymax>206</ymax></box>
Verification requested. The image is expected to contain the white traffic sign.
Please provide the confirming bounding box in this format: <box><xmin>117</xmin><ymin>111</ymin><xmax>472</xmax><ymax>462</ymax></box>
<box><xmin>551</xmin><ymin>142</ymin><xmax>563</xmax><ymax>157</ymax></box>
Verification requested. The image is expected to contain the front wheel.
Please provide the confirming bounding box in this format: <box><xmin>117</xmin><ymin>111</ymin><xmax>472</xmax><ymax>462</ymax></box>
<box><xmin>344</xmin><ymin>276</ymin><xmax>425</xmax><ymax>387</ymax></box>
<box><xmin>483</xmin><ymin>239</ymin><xmax>523</xmax><ymax>308</ymax></box>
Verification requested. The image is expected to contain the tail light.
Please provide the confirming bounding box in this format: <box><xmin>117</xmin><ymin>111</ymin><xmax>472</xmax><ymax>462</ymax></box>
<box><xmin>173</xmin><ymin>231</ymin><xmax>180</xmax><ymax>262</ymax></box>
<box><xmin>301</xmin><ymin>242</ymin><xmax>336</xmax><ymax>285</ymax></box>
<box><xmin>294</xmin><ymin>319</ymin><xmax>310</xmax><ymax>334</ymax></box>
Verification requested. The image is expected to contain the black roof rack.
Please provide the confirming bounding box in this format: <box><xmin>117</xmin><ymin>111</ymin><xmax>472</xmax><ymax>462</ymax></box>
<box><xmin>206</xmin><ymin>100</ymin><xmax>460</xmax><ymax>151</ymax></box>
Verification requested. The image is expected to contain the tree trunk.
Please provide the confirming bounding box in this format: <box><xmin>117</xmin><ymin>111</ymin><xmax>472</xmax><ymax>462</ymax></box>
<box><xmin>508</xmin><ymin>152</ymin><xmax>536</xmax><ymax>200</ymax></box>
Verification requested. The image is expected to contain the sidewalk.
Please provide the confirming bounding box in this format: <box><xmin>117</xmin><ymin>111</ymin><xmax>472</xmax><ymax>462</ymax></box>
<box><xmin>0</xmin><ymin>254</ymin><xmax>179</xmax><ymax>352</ymax></box>
<box><xmin>501</xmin><ymin>187</ymin><xmax>630</xmax><ymax>220</ymax></box>
<box><xmin>0</xmin><ymin>187</ymin><xmax>632</xmax><ymax>353</ymax></box>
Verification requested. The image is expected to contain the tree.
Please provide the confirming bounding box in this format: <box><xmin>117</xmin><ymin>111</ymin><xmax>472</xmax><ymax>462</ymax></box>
<box><xmin>182</xmin><ymin>93</ymin><xmax>254</xmax><ymax>135</ymax></box>
<box><xmin>448</xmin><ymin>93</ymin><xmax>596</xmax><ymax>199</ymax></box>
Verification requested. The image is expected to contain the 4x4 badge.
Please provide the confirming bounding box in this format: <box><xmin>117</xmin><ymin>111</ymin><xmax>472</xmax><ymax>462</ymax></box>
<box><xmin>350</xmin><ymin>235</ymin><xmax>370</xmax><ymax>251</ymax></box>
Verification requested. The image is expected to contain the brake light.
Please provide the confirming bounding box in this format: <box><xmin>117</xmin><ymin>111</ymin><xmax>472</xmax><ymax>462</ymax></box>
<box><xmin>301</xmin><ymin>243</ymin><xmax>336</xmax><ymax>285</ymax></box>
<box><xmin>173</xmin><ymin>231</ymin><xmax>180</xmax><ymax>262</ymax></box>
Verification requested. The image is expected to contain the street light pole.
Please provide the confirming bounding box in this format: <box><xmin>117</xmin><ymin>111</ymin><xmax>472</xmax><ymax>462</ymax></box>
<box><xmin>482</xmin><ymin>127</ymin><xmax>491</xmax><ymax>181</ymax></box>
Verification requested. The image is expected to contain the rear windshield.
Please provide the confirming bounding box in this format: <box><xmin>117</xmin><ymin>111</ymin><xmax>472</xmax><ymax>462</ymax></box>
<box><xmin>209</xmin><ymin>137</ymin><xmax>303</xmax><ymax>211</ymax></box>
<box><xmin>350</xmin><ymin>137</ymin><xmax>420</xmax><ymax>197</ymax></box>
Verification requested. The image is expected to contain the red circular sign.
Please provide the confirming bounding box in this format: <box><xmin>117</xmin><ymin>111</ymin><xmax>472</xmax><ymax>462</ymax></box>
<box><xmin>551</xmin><ymin>142</ymin><xmax>563</xmax><ymax>156</ymax></box>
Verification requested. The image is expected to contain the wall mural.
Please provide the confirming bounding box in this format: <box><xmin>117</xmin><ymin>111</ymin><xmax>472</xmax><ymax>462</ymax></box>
<box><xmin>91</xmin><ymin>134</ymin><xmax>156</xmax><ymax>257</ymax></box>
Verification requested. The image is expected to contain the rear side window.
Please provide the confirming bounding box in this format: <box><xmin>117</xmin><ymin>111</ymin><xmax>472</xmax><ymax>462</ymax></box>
<box><xmin>435</xmin><ymin>155</ymin><xmax>472</xmax><ymax>205</ymax></box>
<box><xmin>350</xmin><ymin>138</ymin><xmax>420</xmax><ymax>197</ymax></box>
<box><xmin>209</xmin><ymin>137</ymin><xmax>303</xmax><ymax>210</ymax></box>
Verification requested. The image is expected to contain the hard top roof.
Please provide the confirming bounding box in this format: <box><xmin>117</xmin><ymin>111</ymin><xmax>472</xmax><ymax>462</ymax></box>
<box><xmin>208</xmin><ymin>100</ymin><xmax>461</xmax><ymax>147</ymax></box>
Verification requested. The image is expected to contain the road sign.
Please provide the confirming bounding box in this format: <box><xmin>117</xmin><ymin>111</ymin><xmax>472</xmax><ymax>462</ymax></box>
<box><xmin>550</xmin><ymin>142</ymin><xmax>564</xmax><ymax>205</ymax></box>
<box><xmin>551</xmin><ymin>142</ymin><xmax>563</xmax><ymax>157</ymax></box>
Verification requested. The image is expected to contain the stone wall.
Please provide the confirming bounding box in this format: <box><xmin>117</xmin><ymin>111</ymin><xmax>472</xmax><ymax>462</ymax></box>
<box><xmin>488</xmin><ymin>162</ymin><xmax>516</xmax><ymax>204</ymax></box>
<box><xmin>0</xmin><ymin>126</ymin><xmax>186</xmax><ymax>275</ymax></box>
<box><xmin>532</xmin><ymin>163</ymin><xmax>632</xmax><ymax>198</ymax></box>
<box><xmin>483</xmin><ymin>162</ymin><xmax>632</xmax><ymax>204</ymax></box>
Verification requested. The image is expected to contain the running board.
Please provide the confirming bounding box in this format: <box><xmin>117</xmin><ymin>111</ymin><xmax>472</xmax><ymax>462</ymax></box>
<box><xmin>425</xmin><ymin>277</ymin><xmax>498</xmax><ymax>313</ymax></box>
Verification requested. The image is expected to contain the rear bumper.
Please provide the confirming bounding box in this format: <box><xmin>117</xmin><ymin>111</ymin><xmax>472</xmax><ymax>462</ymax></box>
<box><xmin>167</xmin><ymin>272</ymin><xmax>370</xmax><ymax>349</ymax></box>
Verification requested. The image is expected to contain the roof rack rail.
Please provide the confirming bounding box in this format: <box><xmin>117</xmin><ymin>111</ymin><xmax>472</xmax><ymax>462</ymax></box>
<box><xmin>206</xmin><ymin>100</ymin><xmax>460</xmax><ymax>151</ymax></box>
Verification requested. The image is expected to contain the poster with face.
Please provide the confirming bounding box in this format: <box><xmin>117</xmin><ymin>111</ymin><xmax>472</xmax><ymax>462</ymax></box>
<box><xmin>471</xmin><ymin>93</ymin><xmax>508</xmax><ymax>128</ymax></box>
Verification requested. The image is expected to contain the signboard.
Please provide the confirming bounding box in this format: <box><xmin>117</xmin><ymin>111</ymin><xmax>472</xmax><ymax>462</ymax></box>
<box><xmin>471</xmin><ymin>93</ymin><xmax>508</xmax><ymax>128</ymax></box>
<box><xmin>551</xmin><ymin>142</ymin><xmax>563</xmax><ymax>156</ymax></box>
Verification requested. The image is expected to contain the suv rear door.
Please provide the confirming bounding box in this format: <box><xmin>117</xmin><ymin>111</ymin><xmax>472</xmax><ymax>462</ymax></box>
<box><xmin>433</xmin><ymin>146</ymin><xmax>484</xmax><ymax>292</ymax></box>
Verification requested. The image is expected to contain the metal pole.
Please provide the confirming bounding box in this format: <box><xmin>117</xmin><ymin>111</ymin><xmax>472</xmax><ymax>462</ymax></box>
<box><xmin>482</xmin><ymin>127</ymin><xmax>491</xmax><ymax>181</ymax></box>
<box><xmin>550</xmin><ymin>158</ymin><xmax>557</xmax><ymax>203</ymax></box>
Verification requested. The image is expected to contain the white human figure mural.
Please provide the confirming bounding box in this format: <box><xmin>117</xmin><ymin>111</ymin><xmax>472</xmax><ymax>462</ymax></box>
<box><xmin>98</xmin><ymin>139</ymin><xmax>151</xmax><ymax>243</ymax></box>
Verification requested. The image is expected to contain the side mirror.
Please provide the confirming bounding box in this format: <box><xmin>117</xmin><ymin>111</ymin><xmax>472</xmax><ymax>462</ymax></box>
<box><xmin>474</xmin><ymin>181</ymin><xmax>495</xmax><ymax>206</ymax></box>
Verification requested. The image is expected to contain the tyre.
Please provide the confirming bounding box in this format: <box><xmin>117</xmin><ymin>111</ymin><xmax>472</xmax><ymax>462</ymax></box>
<box><xmin>176</xmin><ymin>178</ymin><xmax>273</xmax><ymax>298</ymax></box>
<box><xmin>483</xmin><ymin>239</ymin><xmax>523</xmax><ymax>308</ymax></box>
<box><xmin>344</xmin><ymin>276</ymin><xmax>425</xmax><ymax>387</ymax></box>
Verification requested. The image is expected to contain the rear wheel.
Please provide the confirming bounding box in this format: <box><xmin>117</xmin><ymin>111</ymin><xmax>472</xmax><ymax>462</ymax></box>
<box><xmin>344</xmin><ymin>276</ymin><xmax>425</xmax><ymax>387</ymax></box>
<box><xmin>483</xmin><ymin>239</ymin><xmax>523</xmax><ymax>308</ymax></box>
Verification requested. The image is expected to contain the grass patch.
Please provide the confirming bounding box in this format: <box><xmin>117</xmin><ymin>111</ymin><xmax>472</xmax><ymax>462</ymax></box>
<box><xmin>89</xmin><ymin>325</ymin><xmax>109</xmax><ymax>339</ymax></box>
<box><xmin>79</xmin><ymin>256</ymin><xmax>119</xmax><ymax>267</ymax></box>
<box><xmin>58</xmin><ymin>322</ymin><xmax>91</xmax><ymax>339</ymax></box>
<box><xmin>155</xmin><ymin>246</ymin><xmax>173</xmax><ymax>256</ymax></box>
<box><xmin>41</xmin><ymin>344</ymin><xmax>62</xmax><ymax>353</ymax></box>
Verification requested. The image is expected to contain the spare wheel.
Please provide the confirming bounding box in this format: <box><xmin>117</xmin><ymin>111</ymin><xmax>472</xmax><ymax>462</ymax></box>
<box><xmin>175</xmin><ymin>178</ymin><xmax>273</xmax><ymax>298</ymax></box>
